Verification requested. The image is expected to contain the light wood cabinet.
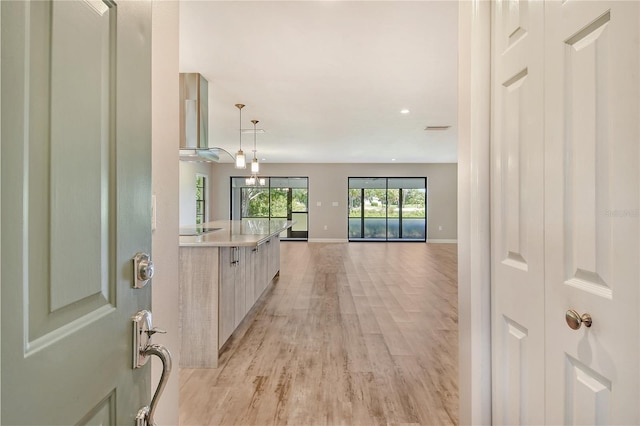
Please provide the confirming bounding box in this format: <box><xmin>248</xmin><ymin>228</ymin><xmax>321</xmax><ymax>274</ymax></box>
<box><xmin>179</xmin><ymin>246</ymin><xmax>220</xmax><ymax>368</ymax></box>
<box><xmin>255</xmin><ymin>241</ymin><xmax>268</xmax><ymax>300</ymax></box>
<box><xmin>245</xmin><ymin>246</ymin><xmax>257</xmax><ymax>314</ymax></box>
<box><xmin>179</xmin><ymin>222</ymin><xmax>291</xmax><ymax>368</ymax></box>
<box><xmin>267</xmin><ymin>234</ymin><xmax>281</xmax><ymax>282</ymax></box>
<box><xmin>219</xmin><ymin>246</ymin><xmax>247</xmax><ymax>349</ymax></box>
<box><xmin>233</xmin><ymin>248</ymin><xmax>246</xmax><ymax>328</ymax></box>
<box><xmin>218</xmin><ymin>247</ymin><xmax>236</xmax><ymax>348</ymax></box>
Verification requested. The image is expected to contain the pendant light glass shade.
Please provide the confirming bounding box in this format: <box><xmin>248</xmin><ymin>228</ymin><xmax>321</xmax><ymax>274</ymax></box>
<box><xmin>235</xmin><ymin>150</ymin><xmax>246</xmax><ymax>169</ymax></box>
<box><xmin>251</xmin><ymin>158</ymin><xmax>259</xmax><ymax>173</ymax></box>
<box><xmin>235</xmin><ymin>104</ymin><xmax>246</xmax><ymax>169</ymax></box>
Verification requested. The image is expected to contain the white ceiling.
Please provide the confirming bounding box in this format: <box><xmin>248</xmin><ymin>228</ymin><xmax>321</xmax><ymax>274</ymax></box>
<box><xmin>179</xmin><ymin>1</ymin><xmax>459</xmax><ymax>164</ymax></box>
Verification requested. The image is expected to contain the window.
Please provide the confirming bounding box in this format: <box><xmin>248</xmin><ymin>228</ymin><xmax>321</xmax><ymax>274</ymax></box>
<box><xmin>230</xmin><ymin>177</ymin><xmax>309</xmax><ymax>240</ymax></box>
<box><xmin>348</xmin><ymin>177</ymin><xmax>426</xmax><ymax>241</ymax></box>
<box><xmin>195</xmin><ymin>174</ymin><xmax>206</xmax><ymax>224</ymax></box>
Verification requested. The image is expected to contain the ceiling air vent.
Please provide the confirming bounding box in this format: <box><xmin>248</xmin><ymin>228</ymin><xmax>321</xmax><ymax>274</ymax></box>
<box><xmin>424</xmin><ymin>126</ymin><xmax>451</xmax><ymax>131</ymax></box>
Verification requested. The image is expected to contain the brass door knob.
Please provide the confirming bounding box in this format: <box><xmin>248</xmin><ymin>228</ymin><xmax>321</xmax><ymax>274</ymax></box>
<box><xmin>566</xmin><ymin>309</ymin><xmax>592</xmax><ymax>330</ymax></box>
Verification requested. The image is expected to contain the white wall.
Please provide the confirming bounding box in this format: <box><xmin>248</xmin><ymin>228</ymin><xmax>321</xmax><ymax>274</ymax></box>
<box><xmin>179</xmin><ymin>161</ymin><xmax>214</xmax><ymax>226</ymax></box>
<box><xmin>209</xmin><ymin>162</ymin><xmax>457</xmax><ymax>241</ymax></box>
<box><xmin>151</xmin><ymin>1</ymin><xmax>180</xmax><ymax>424</ymax></box>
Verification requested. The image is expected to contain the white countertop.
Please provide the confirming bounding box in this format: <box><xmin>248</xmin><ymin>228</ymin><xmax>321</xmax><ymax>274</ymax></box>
<box><xmin>179</xmin><ymin>219</ymin><xmax>294</xmax><ymax>247</ymax></box>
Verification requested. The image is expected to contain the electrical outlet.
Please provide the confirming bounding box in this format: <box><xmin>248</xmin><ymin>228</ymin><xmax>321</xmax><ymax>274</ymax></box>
<box><xmin>324</xmin><ymin>225</ymin><xmax>328</xmax><ymax>230</ymax></box>
<box><xmin>438</xmin><ymin>225</ymin><xmax>443</xmax><ymax>231</ymax></box>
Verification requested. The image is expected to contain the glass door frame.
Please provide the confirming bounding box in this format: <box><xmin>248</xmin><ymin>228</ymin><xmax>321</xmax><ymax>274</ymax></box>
<box><xmin>286</xmin><ymin>186</ymin><xmax>309</xmax><ymax>240</ymax></box>
<box><xmin>348</xmin><ymin>177</ymin><xmax>427</xmax><ymax>242</ymax></box>
<box><xmin>230</xmin><ymin>176</ymin><xmax>309</xmax><ymax>241</ymax></box>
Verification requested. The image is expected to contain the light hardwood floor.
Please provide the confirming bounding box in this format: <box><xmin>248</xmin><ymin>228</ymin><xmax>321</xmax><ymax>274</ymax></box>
<box><xmin>179</xmin><ymin>242</ymin><xmax>458</xmax><ymax>425</ymax></box>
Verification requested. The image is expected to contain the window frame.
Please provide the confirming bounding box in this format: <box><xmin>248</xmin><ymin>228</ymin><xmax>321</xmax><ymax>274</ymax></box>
<box><xmin>195</xmin><ymin>173</ymin><xmax>207</xmax><ymax>225</ymax></box>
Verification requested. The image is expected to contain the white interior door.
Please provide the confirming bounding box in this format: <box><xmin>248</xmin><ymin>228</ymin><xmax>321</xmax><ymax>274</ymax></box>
<box><xmin>1</xmin><ymin>0</ymin><xmax>153</xmax><ymax>424</ymax></box>
<box><xmin>544</xmin><ymin>1</ymin><xmax>639</xmax><ymax>424</ymax></box>
<box><xmin>490</xmin><ymin>1</ymin><xmax>546</xmax><ymax>424</ymax></box>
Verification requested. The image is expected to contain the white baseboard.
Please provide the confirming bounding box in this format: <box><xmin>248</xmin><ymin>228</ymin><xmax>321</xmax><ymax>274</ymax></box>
<box><xmin>307</xmin><ymin>238</ymin><xmax>349</xmax><ymax>243</ymax></box>
<box><xmin>297</xmin><ymin>238</ymin><xmax>457</xmax><ymax>244</ymax></box>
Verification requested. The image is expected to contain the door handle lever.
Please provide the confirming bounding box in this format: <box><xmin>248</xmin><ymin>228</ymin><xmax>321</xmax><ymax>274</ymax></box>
<box><xmin>132</xmin><ymin>310</ymin><xmax>173</xmax><ymax>425</ymax></box>
<box><xmin>136</xmin><ymin>344</ymin><xmax>172</xmax><ymax>426</ymax></box>
<box><xmin>146</xmin><ymin>327</ymin><xmax>166</xmax><ymax>337</ymax></box>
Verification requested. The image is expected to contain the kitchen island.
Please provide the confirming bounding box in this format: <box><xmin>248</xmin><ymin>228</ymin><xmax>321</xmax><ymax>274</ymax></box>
<box><xmin>179</xmin><ymin>219</ymin><xmax>293</xmax><ymax>368</ymax></box>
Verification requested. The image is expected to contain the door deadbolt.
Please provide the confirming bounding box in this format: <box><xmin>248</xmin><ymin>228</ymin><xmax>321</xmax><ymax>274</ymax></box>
<box><xmin>133</xmin><ymin>252</ymin><xmax>154</xmax><ymax>288</ymax></box>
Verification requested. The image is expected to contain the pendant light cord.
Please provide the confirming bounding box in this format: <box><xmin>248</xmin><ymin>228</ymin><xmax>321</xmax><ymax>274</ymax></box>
<box><xmin>253</xmin><ymin>120</ymin><xmax>258</xmax><ymax>159</ymax></box>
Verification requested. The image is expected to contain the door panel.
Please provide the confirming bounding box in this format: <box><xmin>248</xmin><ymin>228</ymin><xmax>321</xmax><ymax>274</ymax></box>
<box><xmin>49</xmin><ymin>0</ymin><xmax>112</xmax><ymax>311</ymax></box>
<box><xmin>501</xmin><ymin>317</ymin><xmax>528</xmax><ymax>425</ymax></box>
<box><xmin>28</xmin><ymin>0</ymin><xmax>114</xmax><ymax>343</ymax></box>
<box><xmin>289</xmin><ymin>187</ymin><xmax>308</xmax><ymax>239</ymax></box>
<box><xmin>348</xmin><ymin>188</ymin><xmax>363</xmax><ymax>238</ymax></box>
<box><xmin>544</xmin><ymin>1</ymin><xmax>639</xmax><ymax>424</ymax></box>
<box><xmin>363</xmin><ymin>188</ymin><xmax>386</xmax><ymax>239</ymax></box>
<box><xmin>491</xmin><ymin>0</ymin><xmax>545</xmax><ymax>424</ymax></box>
<box><xmin>1</xmin><ymin>1</ymin><xmax>152</xmax><ymax>424</ymax></box>
<box><xmin>564</xmin><ymin>356</ymin><xmax>611</xmax><ymax>425</ymax></box>
<box><xmin>387</xmin><ymin>188</ymin><xmax>400</xmax><ymax>239</ymax></box>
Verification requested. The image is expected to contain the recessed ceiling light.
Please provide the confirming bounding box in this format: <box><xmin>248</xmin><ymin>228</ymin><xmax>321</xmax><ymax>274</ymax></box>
<box><xmin>391</xmin><ymin>158</ymin><xmax>396</xmax><ymax>161</ymax></box>
<box><xmin>241</xmin><ymin>129</ymin><xmax>266</xmax><ymax>134</ymax></box>
<box><xmin>400</xmin><ymin>109</ymin><xmax>410</xmax><ymax>114</ymax></box>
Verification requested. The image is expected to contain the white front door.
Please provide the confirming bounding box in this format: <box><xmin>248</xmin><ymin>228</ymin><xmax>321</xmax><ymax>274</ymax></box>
<box><xmin>544</xmin><ymin>1</ymin><xmax>639</xmax><ymax>423</ymax></box>
<box><xmin>1</xmin><ymin>1</ymin><xmax>153</xmax><ymax>424</ymax></box>
<box><xmin>490</xmin><ymin>0</ymin><xmax>546</xmax><ymax>423</ymax></box>
<box><xmin>492</xmin><ymin>0</ymin><xmax>639</xmax><ymax>424</ymax></box>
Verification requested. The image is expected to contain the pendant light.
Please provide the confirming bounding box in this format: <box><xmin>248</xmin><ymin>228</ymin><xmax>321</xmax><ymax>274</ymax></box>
<box><xmin>245</xmin><ymin>120</ymin><xmax>266</xmax><ymax>186</ymax></box>
<box><xmin>251</xmin><ymin>119</ymin><xmax>260</xmax><ymax>173</ymax></box>
<box><xmin>234</xmin><ymin>103</ymin><xmax>246</xmax><ymax>169</ymax></box>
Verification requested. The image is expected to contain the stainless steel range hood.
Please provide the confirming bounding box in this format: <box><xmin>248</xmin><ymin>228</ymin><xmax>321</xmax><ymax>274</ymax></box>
<box><xmin>179</xmin><ymin>73</ymin><xmax>219</xmax><ymax>162</ymax></box>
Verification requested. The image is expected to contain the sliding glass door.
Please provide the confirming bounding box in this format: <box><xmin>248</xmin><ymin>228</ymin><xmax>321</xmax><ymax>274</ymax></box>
<box><xmin>348</xmin><ymin>177</ymin><xmax>426</xmax><ymax>242</ymax></box>
<box><xmin>270</xmin><ymin>177</ymin><xmax>308</xmax><ymax>240</ymax></box>
<box><xmin>350</xmin><ymin>178</ymin><xmax>389</xmax><ymax>240</ymax></box>
<box><xmin>231</xmin><ymin>176</ymin><xmax>308</xmax><ymax>240</ymax></box>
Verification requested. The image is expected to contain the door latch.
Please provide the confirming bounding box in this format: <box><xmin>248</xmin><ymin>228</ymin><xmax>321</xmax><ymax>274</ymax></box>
<box><xmin>132</xmin><ymin>310</ymin><xmax>166</xmax><ymax>369</ymax></box>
